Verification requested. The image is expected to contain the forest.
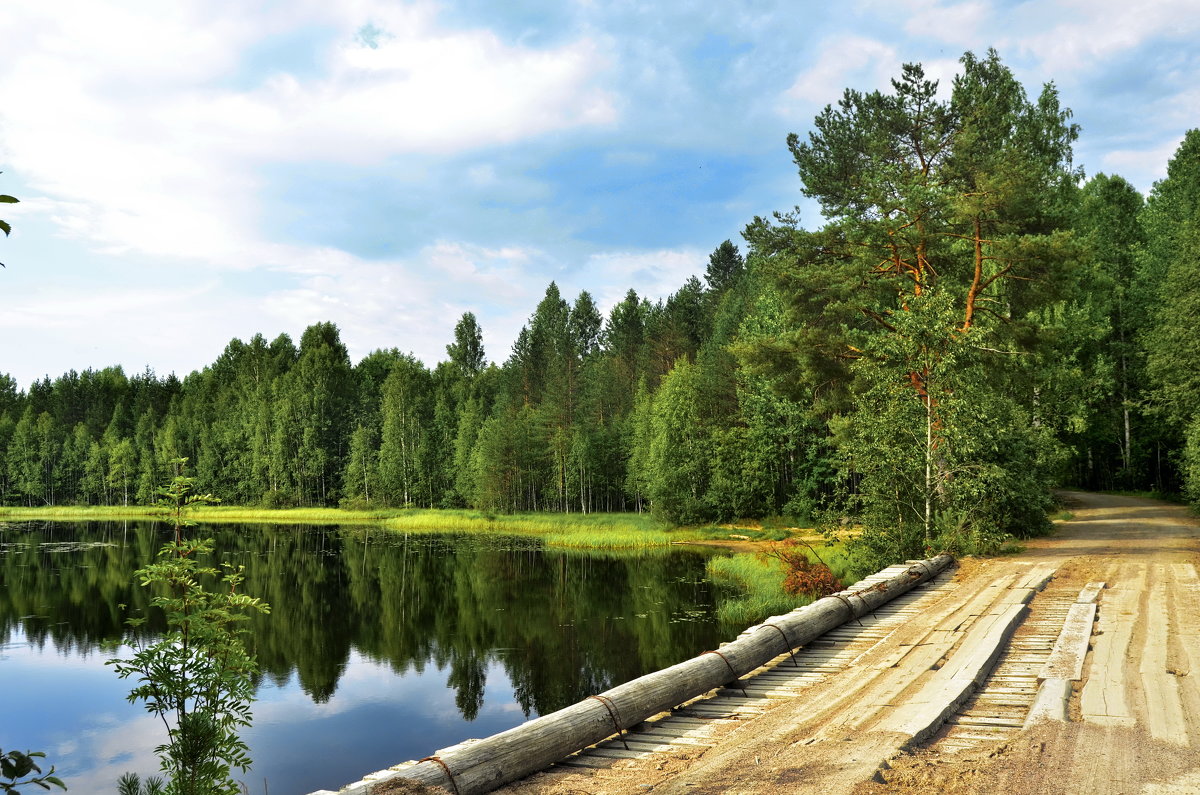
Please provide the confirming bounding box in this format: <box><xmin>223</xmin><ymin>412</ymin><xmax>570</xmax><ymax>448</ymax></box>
<box><xmin>3</xmin><ymin>52</ymin><xmax>1199</xmax><ymax>565</ymax></box>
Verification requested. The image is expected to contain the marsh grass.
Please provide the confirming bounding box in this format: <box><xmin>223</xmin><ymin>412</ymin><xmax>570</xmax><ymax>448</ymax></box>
<box><xmin>0</xmin><ymin>505</ymin><xmax>705</xmax><ymax>549</ymax></box>
<box><xmin>707</xmin><ymin>554</ymin><xmax>805</xmax><ymax>628</ymax></box>
<box><xmin>0</xmin><ymin>505</ymin><xmax>171</xmax><ymax>520</ymax></box>
<box><xmin>798</xmin><ymin>540</ymin><xmax>857</xmax><ymax>584</ymax></box>
<box><xmin>385</xmin><ymin>510</ymin><xmax>705</xmax><ymax>548</ymax></box>
<box><xmin>0</xmin><ymin>505</ymin><xmax>393</xmax><ymax>523</ymax></box>
<box><xmin>706</xmin><ymin>539</ymin><xmax>859</xmax><ymax>630</ymax></box>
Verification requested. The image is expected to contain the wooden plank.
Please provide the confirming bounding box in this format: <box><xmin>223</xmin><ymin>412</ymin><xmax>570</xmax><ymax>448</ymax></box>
<box><xmin>557</xmin><ymin>756</ymin><xmax>616</xmax><ymax>769</ymax></box>
<box><xmin>1038</xmin><ymin>602</ymin><xmax>1096</xmax><ymax>681</ymax></box>
<box><xmin>880</xmin><ymin>601</ymin><xmax>1028</xmax><ymax>747</ymax></box>
<box><xmin>944</xmin><ymin>731</ymin><xmax>1015</xmax><ymax>741</ymax></box>
<box><xmin>1139</xmin><ymin>567</ymin><xmax>1189</xmax><ymax>746</ymax></box>
<box><xmin>1014</xmin><ymin>564</ymin><xmax>1057</xmax><ymax>591</ymax></box>
<box><xmin>1081</xmin><ymin>566</ymin><xmax>1142</xmax><ymax>726</ymax></box>
<box><xmin>961</xmin><ymin>707</ymin><xmax>1027</xmax><ymax>718</ymax></box>
<box><xmin>950</xmin><ymin>718</ymin><xmax>1021</xmax><ymax>731</ymax></box>
<box><xmin>584</xmin><ymin>746</ymin><xmax>653</xmax><ymax>760</ymax></box>
<box><xmin>935</xmin><ymin>575</ymin><xmax>1019</xmax><ymax>632</ymax></box>
<box><xmin>623</xmin><ymin>736</ymin><xmax>713</xmax><ymax>749</ymax></box>
<box><xmin>1024</xmin><ymin>677</ymin><xmax>1071</xmax><ymax>726</ymax></box>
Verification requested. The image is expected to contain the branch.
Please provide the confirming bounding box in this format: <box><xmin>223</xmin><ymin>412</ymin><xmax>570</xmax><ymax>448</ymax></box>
<box><xmin>859</xmin><ymin>307</ymin><xmax>899</xmax><ymax>332</ymax></box>
<box><xmin>970</xmin><ymin>345</ymin><xmax>1031</xmax><ymax>356</ymax></box>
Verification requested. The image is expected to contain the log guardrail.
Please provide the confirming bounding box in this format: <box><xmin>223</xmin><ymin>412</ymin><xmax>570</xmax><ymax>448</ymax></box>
<box><xmin>318</xmin><ymin>553</ymin><xmax>955</xmax><ymax>795</ymax></box>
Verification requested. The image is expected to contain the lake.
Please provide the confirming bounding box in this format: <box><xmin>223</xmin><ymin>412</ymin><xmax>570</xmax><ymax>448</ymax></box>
<box><xmin>0</xmin><ymin>520</ymin><xmax>732</xmax><ymax>794</ymax></box>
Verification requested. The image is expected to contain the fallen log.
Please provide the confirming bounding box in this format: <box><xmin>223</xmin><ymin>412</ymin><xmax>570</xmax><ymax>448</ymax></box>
<box><xmin>332</xmin><ymin>554</ymin><xmax>954</xmax><ymax>795</ymax></box>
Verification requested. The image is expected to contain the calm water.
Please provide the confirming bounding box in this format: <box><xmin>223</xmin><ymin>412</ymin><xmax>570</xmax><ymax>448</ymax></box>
<box><xmin>0</xmin><ymin>521</ymin><xmax>729</xmax><ymax>794</ymax></box>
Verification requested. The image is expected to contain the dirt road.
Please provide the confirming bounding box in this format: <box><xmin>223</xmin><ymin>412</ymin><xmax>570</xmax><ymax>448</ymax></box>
<box><xmin>498</xmin><ymin>492</ymin><xmax>1200</xmax><ymax>795</ymax></box>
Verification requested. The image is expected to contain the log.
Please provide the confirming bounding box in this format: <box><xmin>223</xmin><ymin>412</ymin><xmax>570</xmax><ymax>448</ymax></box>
<box><xmin>335</xmin><ymin>554</ymin><xmax>954</xmax><ymax>795</ymax></box>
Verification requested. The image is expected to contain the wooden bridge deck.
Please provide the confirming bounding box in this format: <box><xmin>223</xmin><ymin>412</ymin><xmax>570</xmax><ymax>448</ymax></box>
<box><xmin>318</xmin><ymin>492</ymin><xmax>1200</xmax><ymax>795</ymax></box>
<box><xmin>555</xmin><ymin>563</ymin><xmax>955</xmax><ymax>769</ymax></box>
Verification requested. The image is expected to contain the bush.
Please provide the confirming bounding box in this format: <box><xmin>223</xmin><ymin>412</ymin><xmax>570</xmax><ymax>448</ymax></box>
<box><xmin>764</xmin><ymin>540</ymin><xmax>843</xmax><ymax>598</ymax></box>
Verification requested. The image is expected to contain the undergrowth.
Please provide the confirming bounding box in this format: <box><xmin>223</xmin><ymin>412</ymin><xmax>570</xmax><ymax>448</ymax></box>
<box><xmin>706</xmin><ymin>539</ymin><xmax>855</xmax><ymax>631</ymax></box>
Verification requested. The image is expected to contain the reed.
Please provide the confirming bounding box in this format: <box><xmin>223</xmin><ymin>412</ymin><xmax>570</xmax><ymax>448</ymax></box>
<box><xmin>0</xmin><ymin>505</ymin><xmax>716</xmax><ymax>550</ymax></box>
<box><xmin>706</xmin><ymin>553</ymin><xmax>808</xmax><ymax>628</ymax></box>
<box><xmin>706</xmin><ymin>540</ymin><xmax>857</xmax><ymax>629</ymax></box>
<box><xmin>384</xmin><ymin>510</ymin><xmax>700</xmax><ymax>548</ymax></box>
<box><xmin>0</xmin><ymin>505</ymin><xmax>394</xmax><ymax>523</ymax></box>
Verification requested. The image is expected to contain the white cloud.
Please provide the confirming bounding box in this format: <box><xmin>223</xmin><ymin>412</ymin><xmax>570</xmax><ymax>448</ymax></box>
<box><xmin>467</xmin><ymin>164</ymin><xmax>499</xmax><ymax>187</ymax></box>
<box><xmin>0</xmin><ymin>226</ymin><xmax>706</xmax><ymax>385</ymax></box>
<box><xmin>577</xmin><ymin>247</ymin><xmax>706</xmax><ymax>314</ymax></box>
<box><xmin>779</xmin><ymin>34</ymin><xmax>963</xmax><ymax>119</ymax></box>
<box><xmin>781</xmin><ymin>35</ymin><xmax>899</xmax><ymax>109</ymax></box>
<box><xmin>251</xmin><ymin>240</ymin><xmax>541</xmax><ymax>367</ymax></box>
<box><xmin>900</xmin><ymin>0</ymin><xmax>989</xmax><ymax>44</ymax></box>
<box><xmin>1004</xmin><ymin>0</ymin><xmax>1200</xmax><ymax>78</ymax></box>
<box><xmin>1100</xmin><ymin>134</ymin><xmax>1186</xmax><ymax>190</ymax></box>
<box><xmin>0</xmin><ymin>1</ymin><xmax>615</xmax><ymax>263</ymax></box>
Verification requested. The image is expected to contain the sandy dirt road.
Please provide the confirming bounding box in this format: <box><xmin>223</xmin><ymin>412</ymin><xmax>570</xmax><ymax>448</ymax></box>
<box><xmin>496</xmin><ymin>492</ymin><xmax>1200</xmax><ymax>795</ymax></box>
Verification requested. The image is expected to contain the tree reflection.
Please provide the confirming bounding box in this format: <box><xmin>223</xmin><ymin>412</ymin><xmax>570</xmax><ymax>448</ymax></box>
<box><xmin>0</xmin><ymin>521</ymin><xmax>724</xmax><ymax>718</ymax></box>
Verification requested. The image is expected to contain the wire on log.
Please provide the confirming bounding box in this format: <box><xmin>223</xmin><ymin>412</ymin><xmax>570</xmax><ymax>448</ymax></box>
<box><xmin>417</xmin><ymin>756</ymin><xmax>460</xmax><ymax>795</ymax></box>
<box><xmin>757</xmin><ymin>622</ymin><xmax>800</xmax><ymax>668</ymax></box>
<box><xmin>587</xmin><ymin>694</ymin><xmax>629</xmax><ymax>750</ymax></box>
<box><xmin>701</xmin><ymin>649</ymin><xmax>748</xmax><ymax>697</ymax></box>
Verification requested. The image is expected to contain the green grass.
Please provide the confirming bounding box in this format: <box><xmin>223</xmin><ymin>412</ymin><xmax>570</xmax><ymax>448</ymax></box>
<box><xmin>804</xmin><ymin>540</ymin><xmax>858</xmax><ymax>584</ymax></box>
<box><xmin>688</xmin><ymin>523</ymin><xmax>794</xmax><ymax>542</ymax></box>
<box><xmin>0</xmin><ymin>504</ymin><xmax>395</xmax><ymax>524</ymax></box>
<box><xmin>0</xmin><ymin>504</ymin><xmax>705</xmax><ymax>549</ymax></box>
<box><xmin>0</xmin><ymin>504</ymin><xmax>860</xmax><ymax>557</ymax></box>
<box><xmin>706</xmin><ymin>540</ymin><xmax>856</xmax><ymax>629</ymax></box>
<box><xmin>385</xmin><ymin>510</ymin><xmax>702</xmax><ymax>548</ymax></box>
<box><xmin>707</xmin><ymin>553</ymin><xmax>806</xmax><ymax>627</ymax></box>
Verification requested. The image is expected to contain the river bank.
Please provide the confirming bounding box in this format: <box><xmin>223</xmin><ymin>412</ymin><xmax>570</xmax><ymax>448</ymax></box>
<box><xmin>0</xmin><ymin>504</ymin><xmax>826</xmax><ymax>550</ymax></box>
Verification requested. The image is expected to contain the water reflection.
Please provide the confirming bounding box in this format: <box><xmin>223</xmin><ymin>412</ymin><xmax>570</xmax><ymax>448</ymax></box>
<box><xmin>0</xmin><ymin>521</ymin><xmax>726</xmax><ymax>793</ymax></box>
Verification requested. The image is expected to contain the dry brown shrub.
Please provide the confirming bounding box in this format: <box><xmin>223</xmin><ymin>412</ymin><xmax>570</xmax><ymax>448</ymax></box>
<box><xmin>766</xmin><ymin>540</ymin><xmax>843</xmax><ymax>598</ymax></box>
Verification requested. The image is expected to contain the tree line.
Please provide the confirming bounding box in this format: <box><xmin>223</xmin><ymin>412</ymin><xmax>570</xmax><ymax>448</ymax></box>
<box><xmin>4</xmin><ymin>51</ymin><xmax>1199</xmax><ymax>561</ymax></box>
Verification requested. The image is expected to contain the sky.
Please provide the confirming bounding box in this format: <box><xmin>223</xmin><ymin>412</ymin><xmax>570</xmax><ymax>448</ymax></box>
<box><xmin>3</xmin><ymin>0</ymin><xmax>1198</xmax><ymax>390</ymax></box>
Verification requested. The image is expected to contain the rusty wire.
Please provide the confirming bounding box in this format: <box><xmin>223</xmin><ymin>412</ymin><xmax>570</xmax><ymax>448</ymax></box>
<box><xmin>587</xmin><ymin>694</ymin><xmax>629</xmax><ymax>749</ymax></box>
<box><xmin>417</xmin><ymin>755</ymin><xmax>460</xmax><ymax>795</ymax></box>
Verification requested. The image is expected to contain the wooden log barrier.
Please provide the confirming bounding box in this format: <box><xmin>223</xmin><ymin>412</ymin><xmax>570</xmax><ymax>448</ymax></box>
<box><xmin>339</xmin><ymin>553</ymin><xmax>954</xmax><ymax>795</ymax></box>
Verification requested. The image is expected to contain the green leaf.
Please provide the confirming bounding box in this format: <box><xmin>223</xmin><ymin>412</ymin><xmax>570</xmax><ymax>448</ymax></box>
<box><xmin>0</xmin><ymin>220</ymin><xmax>10</xmax><ymax>236</ymax></box>
<box><xmin>0</xmin><ymin>195</ymin><xmax>18</xmax><ymax>203</ymax></box>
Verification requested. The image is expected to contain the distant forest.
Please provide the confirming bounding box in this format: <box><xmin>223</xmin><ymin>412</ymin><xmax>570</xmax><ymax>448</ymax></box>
<box><xmin>4</xmin><ymin>53</ymin><xmax>1199</xmax><ymax>562</ymax></box>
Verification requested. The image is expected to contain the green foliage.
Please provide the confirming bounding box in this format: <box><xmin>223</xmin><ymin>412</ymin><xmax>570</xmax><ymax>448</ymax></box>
<box><xmin>1182</xmin><ymin>416</ymin><xmax>1200</xmax><ymax>507</ymax></box>
<box><xmin>0</xmin><ymin>173</ymin><xmax>17</xmax><ymax>267</ymax></box>
<box><xmin>1142</xmin><ymin>130</ymin><xmax>1200</xmax><ymax>503</ymax></box>
<box><xmin>704</xmin><ymin>239</ymin><xmax>745</xmax><ymax>295</ymax></box>
<box><xmin>107</xmin><ymin>462</ymin><xmax>269</xmax><ymax>795</ymax></box>
<box><xmin>1</xmin><ymin>748</ymin><xmax>65</xmax><ymax>793</ymax></box>
<box><xmin>645</xmin><ymin>358</ymin><xmax>710</xmax><ymax>523</ymax></box>
<box><xmin>446</xmin><ymin>312</ymin><xmax>486</xmax><ymax>378</ymax></box>
<box><xmin>116</xmin><ymin>773</ymin><xmax>165</xmax><ymax>795</ymax></box>
<box><xmin>2</xmin><ymin>54</ymin><xmax>1199</xmax><ymax>556</ymax></box>
<box><xmin>705</xmin><ymin>541</ymin><xmax>854</xmax><ymax>630</ymax></box>
<box><xmin>706</xmin><ymin>553</ymin><xmax>803</xmax><ymax>629</ymax></box>
<box><xmin>385</xmin><ymin>508</ymin><xmax>684</xmax><ymax>548</ymax></box>
<box><xmin>744</xmin><ymin>50</ymin><xmax>1075</xmax><ymax>569</ymax></box>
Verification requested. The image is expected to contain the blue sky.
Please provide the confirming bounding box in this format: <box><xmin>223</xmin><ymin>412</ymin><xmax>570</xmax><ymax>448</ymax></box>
<box><xmin>3</xmin><ymin>0</ymin><xmax>1197</xmax><ymax>389</ymax></box>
